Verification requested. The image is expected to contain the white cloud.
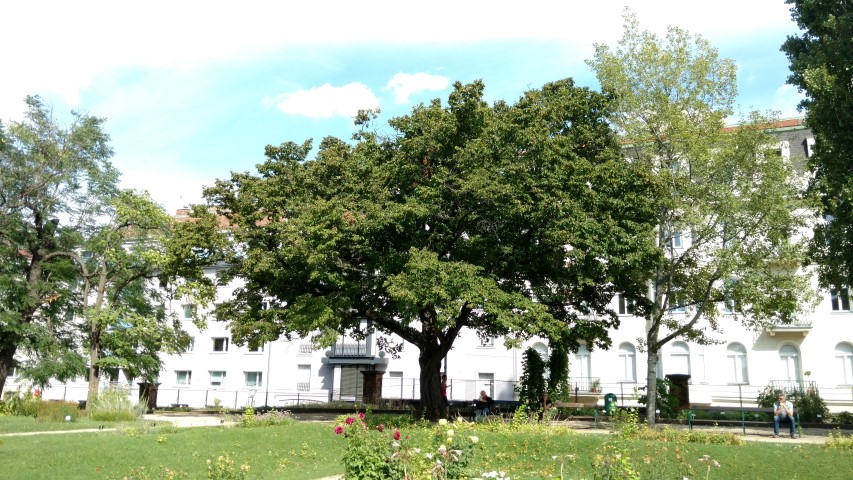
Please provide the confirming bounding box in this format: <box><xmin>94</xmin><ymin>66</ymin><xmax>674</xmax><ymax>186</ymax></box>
<box><xmin>774</xmin><ymin>83</ymin><xmax>806</xmax><ymax>118</ymax></box>
<box><xmin>0</xmin><ymin>0</ymin><xmax>796</xmax><ymax>120</ymax></box>
<box><xmin>264</xmin><ymin>83</ymin><xmax>379</xmax><ymax>119</ymax></box>
<box><xmin>383</xmin><ymin>73</ymin><xmax>450</xmax><ymax>104</ymax></box>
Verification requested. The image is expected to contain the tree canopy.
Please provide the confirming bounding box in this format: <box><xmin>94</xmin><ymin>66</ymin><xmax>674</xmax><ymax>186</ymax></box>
<box><xmin>203</xmin><ymin>79</ymin><xmax>661</xmax><ymax>419</ymax></box>
<box><xmin>587</xmin><ymin>10</ymin><xmax>815</xmax><ymax>425</ymax></box>
<box><xmin>782</xmin><ymin>0</ymin><xmax>853</xmax><ymax>289</ymax></box>
<box><xmin>0</xmin><ymin>96</ymin><xmax>220</xmax><ymax>395</ymax></box>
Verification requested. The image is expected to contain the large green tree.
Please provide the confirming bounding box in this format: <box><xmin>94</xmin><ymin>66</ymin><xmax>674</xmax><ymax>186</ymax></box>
<box><xmin>587</xmin><ymin>12</ymin><xmax>815</xmax><ymax>425</ymax></box>
<box><xmin>202</xmin><ymin>79</ymin><xmax>660</xmax><ymax>419</ymax></box>
<box><xmin>0</xmin><ymin>96</ymin><xmax>118</xmax><ymax>393</ymax></box>
<box><xmin>75</xmin><ymin>191</ymin><xmax>223</xmax><ymax>402</ymax></box>
<box><xmin>0</xmin><ymin>97</ymin><xmax>221</xmax><ymax>397</ymax></box>
<box><xmin>782</xmin><ymin>0</ymin><xmax>853</xmax><ymax>289</ymax></box>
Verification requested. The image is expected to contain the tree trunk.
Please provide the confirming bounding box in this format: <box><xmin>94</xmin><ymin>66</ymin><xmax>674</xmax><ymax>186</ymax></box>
<box><xmin>87</xmin><ymin>325</ymin><xmax>101</xmax><ymax>403</ymax></box>
<box><xmin>645</xmin><ymin>345</ymin><xmax>659</xmax><ymax>427</ymax></box>
<box><xmin>418</xmin><ymin>346</ymin><xmax>446</xmax><ymax>421</ymax></box>
<box><xmin>0</xmin><ymin>344</ymin><xmax>17</xmax><ymax>395</ymax></box>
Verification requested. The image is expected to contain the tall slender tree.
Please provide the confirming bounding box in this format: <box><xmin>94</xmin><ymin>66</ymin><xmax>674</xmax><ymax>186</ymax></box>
<box><xmin>587</xmin><ymin>11</ymin><xmax>815</xmax><ymax>425</ymax></box>
<box><xmin>202</xmin><ymin>79</ymin><xmax>661</xmax><ymax>419</ymax></box>
<box><xmin>782</xmin><ymin>0</ymin><xmax>853</xmax><ymax>289</ymax></box>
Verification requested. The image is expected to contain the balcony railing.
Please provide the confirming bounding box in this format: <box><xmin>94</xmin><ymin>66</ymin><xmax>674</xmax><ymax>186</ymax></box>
<box><xmin>329</xmin><ymin>343</ymin><xmax>370</xmax><ymax>357</ymax></box>
<box><xmin>768</xmin><ymin>379</ymin><xmax>818</xmax><ymax>395</ymax></box>
<box><xmin>568</xmin><ymin>376</ymin><xmax>602</xmax><ymax>393</ymax></box>
<box><xmin>764</xmin><ymin>314</ymin><xmax>812</xmax><ymax>336</ymax></box>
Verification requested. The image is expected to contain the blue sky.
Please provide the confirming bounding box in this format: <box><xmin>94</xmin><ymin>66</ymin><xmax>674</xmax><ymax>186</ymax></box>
<box><xmin>2</xmin><ymin>0</ymin><xmax>804</xmax><ymax>213</ymax></box>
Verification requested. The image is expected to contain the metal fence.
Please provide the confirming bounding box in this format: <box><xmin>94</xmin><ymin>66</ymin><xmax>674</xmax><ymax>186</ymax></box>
<box><xmin>5</xmin><ymin>378</ymin><xmax>853</xmax><ymax>412</ymax></box>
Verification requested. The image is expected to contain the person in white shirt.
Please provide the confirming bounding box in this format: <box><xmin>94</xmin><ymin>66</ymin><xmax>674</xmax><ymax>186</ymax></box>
<box><xmin>773</xmin><ymin>393</ymin><xmax>796</xmax><ymax>438</ymax></box>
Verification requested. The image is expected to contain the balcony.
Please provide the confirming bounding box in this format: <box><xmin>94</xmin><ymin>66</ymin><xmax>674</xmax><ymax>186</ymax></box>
<box><xmin>568</xmin><ymin>376</ymin><xmax>603</xmax><ymax>394</ymax></box>
<box><xmin>329</xmin><ymin>343</ymin><xmax>370</xmax><ymax>357</ymax></box>
<box><xmin>763</xmin><ymin>314</ymin><xmax>812</xmax><ymax>336</ymax></box>
<box><xmin>768</xmin><ymin>379</ymin><xmax>819</xmax><ymax>395</ymax></box>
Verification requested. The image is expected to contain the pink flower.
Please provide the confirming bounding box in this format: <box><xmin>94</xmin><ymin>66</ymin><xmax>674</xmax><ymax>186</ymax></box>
<box><xmin>345</xmin><ymin>417</ymin><xmax>355</xmax><ymax>425</ymax></box>
<box><xmin>334</xmin><ymin>425</ymin><xmax>344</xmax><ymax>435</ymax></box>
<box><xmin>358</xmin><ymin>412</ymin><xmax>365</xmax><ymax>420</ymax></box>
<box><xmin>393</xmin><ymin>428</ymin><xmax>401</xmax><ymax>441</ymax></box>
<box><xmin>377</xmin><ymin>424</ymin><xmax>386</xmax><ymax>432</ymax></box>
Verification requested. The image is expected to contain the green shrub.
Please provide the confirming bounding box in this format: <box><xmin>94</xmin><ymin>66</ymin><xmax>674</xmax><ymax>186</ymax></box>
<box><xmin>830</xmin><ymin>411</ymin><xmax>853</xmax><ymax>424</ymax></box>
<box><xmin>637</xmin><ymin>378</ymin><xmax>680</xmax><ymax>418</ymax></box>
<box><xmin>1</xmin><ymin>389</ymin><xmax>41</xmax><ymax>417</ymax></box>
<box><xmin>240</xmin><ymin>407</ymin><xmax>296</xmax><ymax>428</ymax></box>
<box><xmin>89</xmin><ymin>386</ymin><xmax>147</xmax><ymax>421</ymax></box>
<box><xmin>335</xmin><ymin>413</ymin><xmax>479</xmax><ymax>479</ymax></box>
<box><xmin>825</xmin><ymin>429</ymin><xmax>853</xmax><ymax>451</ymax></box>
<box><xmin>36</xmin><ymin>401</ymin><xmax>80</xmax><ymax>422</ymax></box>
<box><xmin>756</xmin><ymin>386</ymin><xmax>829</xmax><ymax>423</ymax></box>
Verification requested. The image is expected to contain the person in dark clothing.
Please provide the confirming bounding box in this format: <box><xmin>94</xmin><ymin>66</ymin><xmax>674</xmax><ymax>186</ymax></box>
<box><xmin>475</xmin><ymin>390</ymin><xmax>494</xmax><ymax>421</ymax></box>
<box><xmin>538</xmin><ymin>392</ymin><xmax>554</xmax><ymax>422</ymax></box>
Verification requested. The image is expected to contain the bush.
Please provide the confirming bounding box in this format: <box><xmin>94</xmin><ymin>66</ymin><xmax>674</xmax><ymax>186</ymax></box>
<box><xmin>36</xmin><ymin>401</ymin><xmax>80</xmax><ymax>422</ymax></box>
<box><xmin>756</xmin><ymin>386</ymin><xmax>829</xmax><ymax>423</ymax></box>
<box><xmin>240</xmin><ymin>407</ymin><xmax>295</xmax><ymax>428</ymax></box>
<box><xmin>89</xmin><ymin>386</ymin><xmax>147</xmax><ymax>421</ymax></box>
<box><xmin>830</xmin><ymin>411</ymin><xmax>853</xmax><ymax>424</ymax></box>
<box><xmin>637</xmin><ymin>378</ymin><xmax>680</xmax><ymax>418</ymax></box>
<box><xmin>335</xmin><ymin>413</ymin><xmax>479</xmax><ymax>479</ymax></box>
<box><xmin>1</xmin><ymin>389</ymin><xmax>41</xmax><ymax>417</ymax></box>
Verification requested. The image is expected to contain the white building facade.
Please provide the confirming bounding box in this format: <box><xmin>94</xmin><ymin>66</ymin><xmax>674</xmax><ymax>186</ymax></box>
<box><xmin>5</xmin><ymin>121</ymin><xmax>853</xmax><ymax>413</ymax></box>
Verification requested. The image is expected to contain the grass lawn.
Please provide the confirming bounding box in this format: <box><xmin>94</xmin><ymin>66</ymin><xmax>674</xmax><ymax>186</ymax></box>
<box><xmin>0</xmin><ymin>416</ymin><xmax>144</xmax><ymax>434</ymax></box>
<box><xmin>2</xmin><ymin>417</ymin><xmax>852</xmax><ymax>479</ymax></box>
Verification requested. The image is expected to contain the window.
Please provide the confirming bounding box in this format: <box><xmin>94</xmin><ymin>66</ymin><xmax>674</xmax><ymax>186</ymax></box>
<box><xmin>779</xmin><ymin>345</ymin><xmax>802</xmax><ymax>382</ymax></box>
<box><xmin>209</xmin><ymin>371</ymin><xmax>226</xmax><ymax>387</ymax></box>
<box><xmin>182</xmin><ymin>304</ymin><xmax>195</xmax><ymax>319</ymax></box>
<box><xmin>835</xmin><ymin>343</ymin><xmax>853</xmax><ymax>385</ymax></box>
<box><xmin>479</xmin><ymin>336</ymin><xmax>495</xmax><ymax>347</ymax></box>
<box><xmin>478</xmin><ymin>372</ymin><xmax>495</xmax><ymax>399</ymax></box>
<box><xmin>175</xmin><ymin>370</ymin><xmax>192</xmax><ymax>385</ymax></box>
<box><xmin>722</xmin><ymin>279</ymin><xmax>739</xmax><ymax>314</ymax></box>
<box><xmin>726</xmin><ymin>343</ymin><xmax>749</xmax><ymax>384</ymax></box>
<box><xmin>299</xmin><ymin>344</ymin><xmax>313</xmax><ymax>355</ymax></box>
<box><xmin>185</xmin><ymin>338</ymin><xmax>195</xmax><ymax>353</ymax></box>
<box><xmin>297</xmin><ymin>364</ymin><xmax>311</xmax><ymax>391</ymax></box>
<box><xmin>245</xmin><ymin>371</ymin><xmax>262</xmax><ymax>387</ymax></box>
<box><xmin>8</xmin><ymin>366</ymin><xmax>16</xmax><ymax>378</ymax></box>
<box><xmin>618</xmin><ymin>343</ymin><xmax>637</xmax><ymax>382</ymax></box>
<box><xmin>665</xmin><ymin>227</ymin><xmax>682</xmax><ymax>249</ymax></box>
<box><xmin>669</xmin><ymin>291</ymin><xmax>687</xmax><ymax>314</ymax></box>
<box><xmin>573</xmin><ymin>344</ymin><xmax>591</xmax><ymax>379</ymax></box>
<box><xmin>668</xmin><ymin>342</ymin><xmax>691</xmax><ymax>376</ymax></box>
<box><xmin>831</xmin><ymin>287</ymin><xmax>851</xmax><ymax>311</ymax></box>
<box><xmin>617</xmin><ymin>294</ymin><xmax>634</xmax><ymax>315</ymax></box>
<box><xmin>247</xmin><ymin>344</ymin><xmax>264</xmax><ymax>353</ymax></box>
<box><xmin>212</xmin><ymin>337</ymin><xmax>229</xmax><ymax>352</ymax></box>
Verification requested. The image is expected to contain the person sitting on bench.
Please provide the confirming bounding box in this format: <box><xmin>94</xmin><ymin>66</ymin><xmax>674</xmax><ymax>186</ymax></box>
<box><xmin>475</xmin><ymin>390</ymin><xmax>494</xmax><ymax>421</ymax></box>
<box><xmin>773</xmin><ymin>393</ymin><xmax>796</xmax><ymax>438</ymax></box>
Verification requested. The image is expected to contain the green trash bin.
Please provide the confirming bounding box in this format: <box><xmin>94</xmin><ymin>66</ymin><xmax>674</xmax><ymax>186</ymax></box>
<box><xmin>604</xmin><ymin>393</ymin><xmax>618</xmax><ymax>415</ymax></box>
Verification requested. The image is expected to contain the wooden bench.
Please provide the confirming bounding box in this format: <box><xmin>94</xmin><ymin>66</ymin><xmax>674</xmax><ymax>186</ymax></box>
<box><xmin>686</xmin><ymin>405</ymin><xmax>799</xmax><ymax>435</ymax></box>
<box><xmin>554</xmin><ymin>401</ymin><xmax>607</xmax><ymax>427</ymax></box>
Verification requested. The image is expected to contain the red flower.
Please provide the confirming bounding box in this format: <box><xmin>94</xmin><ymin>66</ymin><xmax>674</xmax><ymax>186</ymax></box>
<box><xmin>334</xmin><ymin>425</ymin><xmax>343</xmax><ymax>435</ymax></box>
<box><xmin>358</xmin><ymin>412</ymin><xmax>365</xmax><ymax>420</ymax></box>
<box><xmin>393</xmin><ymin>428</ymin><xmax>401</xmax><ymax>441</ymax></box>
<box><xmin>345</xmin><ymin>417</ymin><xmax>355</xmax><ymax>425</ymax></box>
<box><xmin>377</xmin><ymin>424</ymin><xmax>385</xmax><ymax>432</ymax></box>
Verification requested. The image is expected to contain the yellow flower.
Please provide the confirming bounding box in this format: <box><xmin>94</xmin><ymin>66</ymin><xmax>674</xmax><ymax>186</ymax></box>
<box><xmin>439</xmin><ymin>419</ymin><xmax>448</xmax><ymax>426</ymax></box>
<box><xmin>469</xmin><ymin>436</ymin><xmax>479</xmax><ymax>444</ymax></box>
<box><xmin>446</xmin><ymin>429</ymin><xmax>455</xmax><ymax>436</ymax></box>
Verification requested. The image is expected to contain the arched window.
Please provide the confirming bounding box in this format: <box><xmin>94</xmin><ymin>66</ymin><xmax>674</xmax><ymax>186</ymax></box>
<box><xmin>779</xmin><ymin>345</ymin><xmax>802</xmax><ymax>383</ymax></box>
<box><xmin>532</xmin><ymin>342</ymin><xmax>549</xmax><ymax>362</ymax></box>
<box><xmin>618</xmin><ymin>343</ymin><xmax>637</xmax><ymax>382</ymax></box>
<box><xmin>726</xmin><ymin>343</ymin><xmax>749</xmax><ymax>384</ymax></box>
<box><xmin>668</xmin><ymin>342</ymin><xmax>691</xmax><ymax>375</ymax></box>
<box><xmin>836</xmin><ymin>343</ymin><xmax>853</xmax><ymax>385</ymax></box>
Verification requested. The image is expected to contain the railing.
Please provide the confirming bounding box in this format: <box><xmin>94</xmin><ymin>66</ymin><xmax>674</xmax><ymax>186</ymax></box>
<box><xmin>296</xmin><ymin>382</ymin><xmax>310</xmax><ymax>392</ymax></box>
<box><xmin>568</xmin><ymin>377</ymin><xmax>602</xmax><ymax>393</ymax></box>
<box><xmin>768</xmin><ymin>379</ymin><xmax>819</xmax><ymax>395</ymax></box>
<box><xmin>329</xmin><ymin>343</ymin><xmax>370</xmax><ymax>357</ymax></box>
<box><xmin>765</xmin><ymin>314</ymin><xmax>813</xmax><ymax>329</ymax></box>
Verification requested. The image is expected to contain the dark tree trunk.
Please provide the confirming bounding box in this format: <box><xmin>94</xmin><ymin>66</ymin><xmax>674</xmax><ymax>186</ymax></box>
<box><xmin>418</xmin><ymin>346</ymin><xmax>446</xmax><ymax>421</ymax></box>
<box><xmin>0</xmin><ymin>344</ymin><xmax>17</xmax><ymax>395</ymax></box>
